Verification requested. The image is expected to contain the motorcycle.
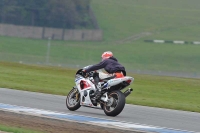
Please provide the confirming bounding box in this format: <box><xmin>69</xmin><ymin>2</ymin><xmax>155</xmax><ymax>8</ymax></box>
<box><xmin>66</xmin><ymin>66</ymin><xmax>134</xmax><ymax>116</ymax></box>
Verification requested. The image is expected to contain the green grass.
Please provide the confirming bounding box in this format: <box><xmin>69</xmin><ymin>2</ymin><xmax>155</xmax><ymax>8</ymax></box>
<box><xmin>0</xmin><ymin>0</ymin><xmax>200</xmax><ymax>75</ymax></box>
<box><xmin>0</xmin><ymin>36</ymin><xmax>200</xmax><ymax>75</ymax></box>
<box><xmin>91</xmin><ymin>0</ymin><xmax>200</xmax><ymax>41</ymax></box>
<box><xmin>0</xmin><ymin>124</ymin><xmax>43</xmax><ymax>133</ymax></box>
<box><xmin>0</xmin><ymin>62</ymin><xmax>200</xmax><ymax>113</ymax></box>
<box><xmin>0</xmin><ymin>62</ymin><xmax>74</xmax><ymax>95</ymax></box>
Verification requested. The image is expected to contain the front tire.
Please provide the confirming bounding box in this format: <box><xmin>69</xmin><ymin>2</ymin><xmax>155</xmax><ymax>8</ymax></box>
<box><xmin>66</xmin><ymin>87</ymin><xmax>81</xmax><ymax>111</ymax></box>
<box><xmin>103</xmin><ymin>90</ymin><xmax>125</xmax><ymax>116</ymax></box>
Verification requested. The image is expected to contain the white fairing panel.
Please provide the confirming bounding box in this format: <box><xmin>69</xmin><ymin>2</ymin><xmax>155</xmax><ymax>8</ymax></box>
<box><xmin>75</xmin><ymin>77</ymin><xmax>95</xmax><ymax>92</ymax></box>
<box><xmin>107</xmin><ymin>76</ymin><xmax>134</xmax><ymax>87</ymax></box>
<box><xmin>75</xmin><ymin>76</ymin><xmax>97</xmax><ymax>107</ymax></box>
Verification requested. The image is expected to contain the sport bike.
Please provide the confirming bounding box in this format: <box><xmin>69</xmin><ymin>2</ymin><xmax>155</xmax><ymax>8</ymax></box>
<box><xmin>66</xmin><ymin>66</ymin><xmax>134</xmax><ymax>116</ymax></box>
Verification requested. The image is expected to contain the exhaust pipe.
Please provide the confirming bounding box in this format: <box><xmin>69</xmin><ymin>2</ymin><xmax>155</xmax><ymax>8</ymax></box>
<box><xmin>124</xmin><ymin>88</ymin><xmax>133</xmax><ymax>97</ymax></box>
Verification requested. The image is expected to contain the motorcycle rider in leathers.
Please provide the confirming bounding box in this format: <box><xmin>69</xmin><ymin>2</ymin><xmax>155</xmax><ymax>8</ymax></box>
<box><xmin>82</xmin><ymin>51</ymin><xmax>126</xmax><ymax>101</ymax></box>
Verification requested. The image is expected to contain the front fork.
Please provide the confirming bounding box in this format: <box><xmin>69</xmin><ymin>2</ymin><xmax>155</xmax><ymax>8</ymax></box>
<box><xmin>73</xmin><ymin>86</ymin><xmax>80</xmax><ymax>102</ymax></box>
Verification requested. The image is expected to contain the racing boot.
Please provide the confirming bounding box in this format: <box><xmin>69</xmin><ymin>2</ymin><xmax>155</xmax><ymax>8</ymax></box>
<box><xmin>91</xmin><ymin>89</ymin><xmax>101</xmax><ymax>106</ymax></box>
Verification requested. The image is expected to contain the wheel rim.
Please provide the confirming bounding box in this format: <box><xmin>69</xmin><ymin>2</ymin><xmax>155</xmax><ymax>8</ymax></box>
<box><xmin>67</xmin><ymin>89</ymin><xmax>80</xmax><ymax>107</ymax></box>
<box><xmin>105</xmin><ymin>92</ymin><xmax>119</xmax><ymax>112</ymax></box>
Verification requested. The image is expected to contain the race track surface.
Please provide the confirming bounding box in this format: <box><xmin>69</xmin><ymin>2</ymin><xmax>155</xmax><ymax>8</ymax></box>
<box><xmin>0</xmin><ymin>88</ymin><xmax>199</xmax><ymax>132</ymax></box>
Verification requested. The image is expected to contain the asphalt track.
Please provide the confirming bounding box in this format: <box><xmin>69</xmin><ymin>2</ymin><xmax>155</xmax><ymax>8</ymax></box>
<box><xmin>0</xmin><ymin>88</ymin><xmax>199</xmax><ymax>132</ymax></box>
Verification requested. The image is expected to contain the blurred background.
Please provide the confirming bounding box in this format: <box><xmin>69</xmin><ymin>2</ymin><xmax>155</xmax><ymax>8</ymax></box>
<box><xmin>0</xmin><ymin>0</ymin><xmax>200</xmax><ymax>78</ymax></box>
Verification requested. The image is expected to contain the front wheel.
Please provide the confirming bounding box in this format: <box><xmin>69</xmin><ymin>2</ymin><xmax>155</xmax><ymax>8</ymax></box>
<box><xmin>66</xmin><ymin>87</ymin><xmax>81</xmax><ymax>111</ymax></box>
<box><xmin>103</xmin><ymin>90</ymin><xmax>125</xmax><ymax>116</ymax></box>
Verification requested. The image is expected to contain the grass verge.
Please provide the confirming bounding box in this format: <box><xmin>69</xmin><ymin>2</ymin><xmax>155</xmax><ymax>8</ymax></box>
<box><xmin>0</xmin><ymin>36</ymin><xmax>200</xmax><ymax>74</ymax></box>
<box><xmin>0</xmin><ymin>62</ymin><xmax>200</xmax><ymax>113</ymax></box>
<box><xmin>0</xmin><ymin>124</ymin><xmax>43</xmax><ymax>133</ymax></box>
<box><xmin>91</xmin><ymin>0</ymin><xmax>200</xmax><ymax>41</ymax></box>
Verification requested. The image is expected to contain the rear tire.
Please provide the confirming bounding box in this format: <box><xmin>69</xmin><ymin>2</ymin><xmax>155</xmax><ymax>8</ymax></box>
<box><xmin>103</xmin><ymin>90</ymin><xmax>125</xmax><ymax>116</ymax></box>
<box><xmin>66</xmin><ymin>87</ymin><xmax>81</xmax><ymax>111</ymax></box>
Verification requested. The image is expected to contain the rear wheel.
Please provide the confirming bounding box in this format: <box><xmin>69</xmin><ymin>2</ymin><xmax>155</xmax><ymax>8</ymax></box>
<box><xmin>103</xmin><ymin>90</ymin><xmax>125</xmax><ymax>116</ymax></box>
<box><xmin>66</xmin><ymin>87</ymin><xmax>81</xmax><ymax>111</ymax></box>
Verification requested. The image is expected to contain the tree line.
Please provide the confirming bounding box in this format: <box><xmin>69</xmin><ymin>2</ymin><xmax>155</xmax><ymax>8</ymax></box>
<box><xmin>0</xmin><ymin>0</ymin><xmax>94</xmax><ymax>29</ymax></box>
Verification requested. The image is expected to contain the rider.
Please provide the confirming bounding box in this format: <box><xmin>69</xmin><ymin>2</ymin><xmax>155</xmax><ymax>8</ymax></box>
<box><xmin>82</xmin><ymin>51</ymin><xmax>126</xmax><ymax>100</ymax></box>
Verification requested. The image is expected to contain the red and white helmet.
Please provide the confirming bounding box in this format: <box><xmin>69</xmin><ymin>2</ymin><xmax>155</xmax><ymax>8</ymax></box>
<box><xmin>101</xmin><ymin>51</ymin><xmax>113</xmax><ymax>60</ymax></box>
